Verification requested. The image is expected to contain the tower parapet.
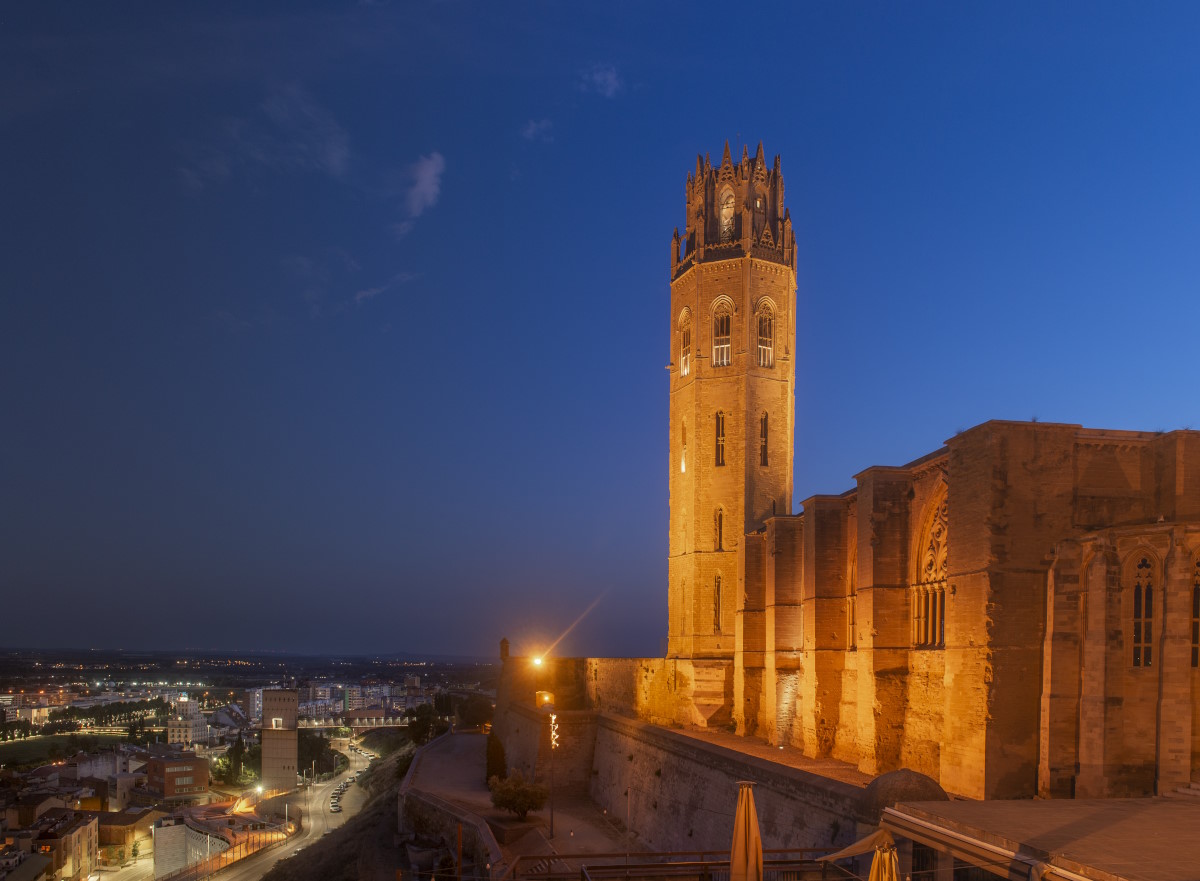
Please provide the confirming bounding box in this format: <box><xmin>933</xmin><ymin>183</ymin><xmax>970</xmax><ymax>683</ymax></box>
<box><xmin>672</xmin><ymin>141</ymin><xmax>795</xmax><ymax>280</ymax></box>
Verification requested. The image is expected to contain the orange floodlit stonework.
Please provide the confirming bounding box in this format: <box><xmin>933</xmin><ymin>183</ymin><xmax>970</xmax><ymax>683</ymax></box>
<box><xmin>499</xmin><ymin>145</ymin><xmax>1200</xmax><ymax>804</ymax></box>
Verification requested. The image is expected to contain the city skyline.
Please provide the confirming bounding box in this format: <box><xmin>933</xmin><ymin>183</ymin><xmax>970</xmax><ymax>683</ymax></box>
<box><xmin>5</xmin><ymin>3</ymin><xmax>1200</xmax><ymax>657</ymax></box>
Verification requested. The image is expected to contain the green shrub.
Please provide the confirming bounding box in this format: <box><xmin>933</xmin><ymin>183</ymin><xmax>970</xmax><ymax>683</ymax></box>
<box><xmin>487</xmin><ymin>771</ymin><xmax>547</xmax><ymax>820</ymax></box>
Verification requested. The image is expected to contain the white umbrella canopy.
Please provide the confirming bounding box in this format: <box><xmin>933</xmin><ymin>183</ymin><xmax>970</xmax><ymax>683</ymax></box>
<box><xmin>729</xmin><ymin>782</ymin><xmax>763</xmax><ymax>881</ymax></box>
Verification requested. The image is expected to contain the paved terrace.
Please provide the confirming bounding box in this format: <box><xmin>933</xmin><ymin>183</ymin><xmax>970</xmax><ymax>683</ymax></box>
<box><xmin>409</xmin><ymin>733</ymin><xmax>638</xmax><ymax>858</ymax></box>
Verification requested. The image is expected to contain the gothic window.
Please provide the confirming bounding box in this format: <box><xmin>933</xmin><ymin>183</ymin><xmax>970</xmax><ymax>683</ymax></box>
<box><xmin>714</xmin><ymin>508</ymin><xmax>724</xmax><ymax>551</ymax></box>
<box><xmin>712</xmin><ymin>309</ymin><xmax>731</xmax><ymax>367</ymax></box>
<box><xmin>680</xmin><ymin>314</ymin><xmax>692</xmax><ymax>377</ymax></box>
<box><xmin>713</xmin><ymin>574</ymin><xmax>722</xmax><ymax>633</ymax></box>
<box><xmin>757</xmin><ymin>308</ymin><xmax>774</xmax><ymax>367</ymax></box>
<box><xmin>1132</xmin><ymin>556</ymin><xmax>1154</xmax><ymax>667</ymax></box>
<box><xmin>759</xmin><ymin>412</ymin><xmax>768</xmax><ymax>467</ymax></box>
<box><xmin>680</xmin><ymin>421</ymin><xmax>687</xmax><ymax>474</ymax></box>
<box><xmin>913</xmin><ymin>493</ymin><xmax>948</xmax><ymax>649</ymax></box>
<box><xmin>719</xmin><ymin>191</ymin><xmax>735</xmax><ymax>242</ymax></box>
<box><xmin>714</xmin><ymin>412</ymin><xmax>725</xmax><ymax>467</ymax></box>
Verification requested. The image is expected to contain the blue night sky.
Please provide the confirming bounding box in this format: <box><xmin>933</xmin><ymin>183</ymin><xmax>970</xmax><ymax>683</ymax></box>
<box><xmin>3</xmin><ymin>3</ymin><xmax>1200</xmax><ymax>658</ymax></box>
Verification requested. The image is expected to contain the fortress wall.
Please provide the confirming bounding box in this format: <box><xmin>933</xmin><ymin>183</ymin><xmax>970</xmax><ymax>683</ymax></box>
<box><xmin>585</xmin><ymin>658</ymin><xmax>708</xmax><ymax>727</ymax></box>
<box><xmin>495</xmin><ymin>702</ymin><xmax>597</xmax><ymax>791</ymax></box>
<box><xmin>589</xmin><ymin>714</ymin><xmax>863</xmax><ymax>853</ymax></box>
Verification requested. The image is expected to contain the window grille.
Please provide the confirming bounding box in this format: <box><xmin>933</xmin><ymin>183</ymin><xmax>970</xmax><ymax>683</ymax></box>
<box><xmin>757</xmin><ymin>311</ymin><xmax>774</xmax><ymax>367</ymax></box>
<box><xmin>712</xmin><ymin>312</ymin><xmax>731</xmax><ymax>367</ymax></box>
<box><xmin>1132</xmin><ymin>557</ymin><xmax>1154</xmax><ymax>667</ymax></box>
<box><xmin>714</xmin><ymin>412</ymin><xmax>725</xmax><ymax>467</ymax></box>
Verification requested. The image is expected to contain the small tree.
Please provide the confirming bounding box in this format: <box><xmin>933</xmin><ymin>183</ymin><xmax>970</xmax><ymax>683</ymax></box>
<box><xmin>488</xmin><ymin>771</ymin><xmax>547</xmax><ymax>820</ymax></box>
<box><xmin>132</xmin><ymin>841</ymin><xmax>140</xmax><ymax>862</ymax></box>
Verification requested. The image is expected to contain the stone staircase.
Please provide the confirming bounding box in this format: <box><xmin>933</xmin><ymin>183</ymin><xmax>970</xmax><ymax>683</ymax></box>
<box><xmin>1165</xmin><ymin>781</ymin><xmax>1200</xmax><ymax>800</ymax></box>
<box><xmin>686</xmin><ymin>661</ymin><xmax>732</xmax><ymax>728</ymax></box>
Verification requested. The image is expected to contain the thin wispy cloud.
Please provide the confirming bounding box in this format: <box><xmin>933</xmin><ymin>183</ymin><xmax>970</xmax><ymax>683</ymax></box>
<box><xmin>394</xmin><ymin>151</ymin><xmax>445</xmax><ymax>238</ymax></box>
<box><xmin>521</xmin><ymin>118</ymin><xmax>554</xmax><ymax>142</ymax></box>
<box><xmin>354</xmin><ymin>271</ymin><xmax>416</xmax><ymax>303</ymax></box>
<box><xmin>181</xmin><ymin>85</ymin><xmax>349</xmax><ymax>190</ymax></box>
<box><xmin>581</xmin><ymin>64</ymin><xmax>621</xmax><ymax>98</ymax></box>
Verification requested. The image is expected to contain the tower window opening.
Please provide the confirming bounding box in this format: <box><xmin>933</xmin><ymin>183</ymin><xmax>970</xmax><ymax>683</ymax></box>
<box><xmin>680</xmin><ymin>421</ymin><xmax>687</xmax><ymax>474</ymax></box>
<box><xmin>713</xmin><ymin>574</ymin><xmax>722</xmax><ymax>633</ymax></box>
<box><xmin>712</xmin><ymin>311</ymin><xmax>731</xmax><ymax>367</ymax></box>
<box><xmin>715</xmin><ymin>509</ymin><xmax>724</xmax><ymax>551</ymax></box>
<box><xmin>759</xmin><ymin>412</ymin><xmax>768</xmax><ymax>466</ymax></box>
<box><xmin>680</xmin><ymin>317</ymin><xmax>692</xmax><ymax>377</ymax></box>
<box><xmin>714</xmin><ymin>412</ymin><xmax>725</xmax><ymax>467</ymax></box>
<box><xmin>757</xmin><ymin>310</ymin><xmax>774</xmax><ymax>367</ymax></box>
<box><xmin>1132</xmin><ymin>556</ymin><xmax>1153</xmax><ymax>667</ymax></box>
<box><xmin>719</xmin><ymin>191</ymin><xmax>734</xmax><ymax>242</ymax></box>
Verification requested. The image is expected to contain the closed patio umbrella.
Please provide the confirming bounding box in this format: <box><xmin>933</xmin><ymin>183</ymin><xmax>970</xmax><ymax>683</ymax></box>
<box><xmin>730</xmin><ymin>782</ymin><xmax>763</xmax><ymax>881</ymax></box>
<box><xmin>867</xmin><ymin>842</ymin><xmax>899</xmax><ymax>881</ymax></box>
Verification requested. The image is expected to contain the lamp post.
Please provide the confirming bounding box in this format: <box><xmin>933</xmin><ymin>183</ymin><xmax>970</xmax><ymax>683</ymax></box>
<box><xmin>535</xmin><ymin>690</ymin><xmax>559</xmax><ymax>840</ymax></box>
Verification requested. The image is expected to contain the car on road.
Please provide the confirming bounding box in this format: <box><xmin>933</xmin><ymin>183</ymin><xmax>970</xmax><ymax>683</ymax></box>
<box><xmin>330</xmin><ymin>805</ymin><xmax>342</xmax><ymax>813</ymax></box>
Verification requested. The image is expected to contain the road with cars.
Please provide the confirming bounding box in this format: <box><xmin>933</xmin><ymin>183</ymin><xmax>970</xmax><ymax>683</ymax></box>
<box><xmin>206</xmin><ymin>739</ymin><xmax>378</xmax><ymax>881</ymax></box>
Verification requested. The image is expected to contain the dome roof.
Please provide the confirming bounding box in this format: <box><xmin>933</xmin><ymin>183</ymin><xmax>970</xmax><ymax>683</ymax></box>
<box><xmin>859</xmin><ymin>769</ymin><xmax>948</xmax><ymax>824</ymax></box>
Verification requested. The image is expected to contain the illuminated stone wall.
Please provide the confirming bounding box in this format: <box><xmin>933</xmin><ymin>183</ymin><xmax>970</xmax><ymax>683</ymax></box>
<box><xmin>667</xmin><ymin>143</ymin><xmax>796</xmax><ymax>666</ymax></box>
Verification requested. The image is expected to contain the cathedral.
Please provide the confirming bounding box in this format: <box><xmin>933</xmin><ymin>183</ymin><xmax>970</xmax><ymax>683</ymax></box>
<box><xmin>662</xmin><ymin>142</ymin><xmax>1200</xmax><ymax>800</ymax></box>
<box><xmin>497</xmin><ymin>144</ymin><xmax>1200</xmax><ymax>810</ymax></box>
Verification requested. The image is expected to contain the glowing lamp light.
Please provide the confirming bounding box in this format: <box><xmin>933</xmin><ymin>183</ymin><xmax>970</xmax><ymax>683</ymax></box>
<box><xmin>532</xmin><ymin>657</ymin><xmax>543</xmax><ymax>667</ymax></box>
<box><xmin>256</xmin><ymin>785</ymin><xmax>263</xmax><ymax>794</ymax></box>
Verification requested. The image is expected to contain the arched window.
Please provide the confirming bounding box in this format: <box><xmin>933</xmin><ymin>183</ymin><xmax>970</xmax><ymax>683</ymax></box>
<box><xmin>714</xmin><ymin>412</ymin><xmax>725</xmax><ymax>467</ymax></box>
<box><xmin>757</xmin><ymin>308</ymin><xmax>774</xmax><ymax>367</ymax></box>
<box><xmin>713</xmin><ymin>574</ymin><xmax>722</xmax><ymax>633</ymax></box>
<box><xmin>679</xmin><ymin>313</ymin><xmax>692</xmax><ymax>377</ymax></box>
<box><xmin>714</xmin><ymin>508</ymin><xmax>724</xmax><ymax>551</ymax></box>
<box><xmin>719</xmin><ymin>191</ymin><xmax>735</xmax><ymax>242</ymax></box>
<box><xmin>759</xmin><ymin>412</ymin><xmax>768</xmax><ymax>467</ymax></box>
<box><xmin>848</xmin><ymin>553</ymin><xmax>858</xmax><ymax>651</ymax></box>
<box><xmin>913</xmin><ymin>491</ymin><xmax>948</xmax><ymax>649</ymax></box>
<box><xmin>712</xmin><ymin>308</ymin><xmax>731</xmax><ymax>367</ymax></box>
<box><xmin>1132</xmin><ymin>556</ymin><xmax>1154</xmax><ymax>667</ymax></box>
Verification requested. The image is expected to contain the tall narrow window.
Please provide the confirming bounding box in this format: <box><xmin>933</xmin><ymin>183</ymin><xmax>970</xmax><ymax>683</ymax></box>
<box><xmin>1191</xmin><ymin>566</ymin><xmax>1199</xmax><ymax>668</ymax></box>
<box><xmin>714</xmin><ymin>412</ymin><xmax>725</xmax><ymax>467</ymax></box>
<box><xmin>680</xmin><ymin>316</ymin><xmax>692</xmax><ymax>377</ymax></box>
<box><xmin>714</xmin><ymin>509</ymin><xmax>723</xmax><ymax>551</ymax></box>
<box><xmin>848</xmin><ymin>583</ymin><xmax>857</xmax><ymax>650</ymax></box>
<box><xmin>1133</xmin><ymin>556</ymin><xmax>1153</xmax><ymax>667</ymax></box>
<box><xmin>757</xmin><ymin>309</ymin><xmax>774</xmax><ymax>367</ymax></box>
<box><xmin>713</xmin><ymin>574</ymin><xmax>722</xmax><ymax>633</ymax></box>
<box><xmin>712</xmin><ymin>311</ymin><xmax>731</xmax><ymax>367</ymax></box>
<box><xmin>719</xmin><ymin>192</ymin><xmax>734</xmax><ymax>242</ymax></box>
<box><xmin>680</xmin><ymin>422</ymin><xmax>687</xmax><ymax>474</ymax></box>
<box><xmin>759</xmin><ymin>412</ymin><xmax>768</xmax><ymax>467</ymax></box>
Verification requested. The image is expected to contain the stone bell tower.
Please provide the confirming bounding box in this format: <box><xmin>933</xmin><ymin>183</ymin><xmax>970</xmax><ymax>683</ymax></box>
<box><xmin>667</xmin><ymin>142</ymin><xmax>796</xmax><ymax>661</ymax></box>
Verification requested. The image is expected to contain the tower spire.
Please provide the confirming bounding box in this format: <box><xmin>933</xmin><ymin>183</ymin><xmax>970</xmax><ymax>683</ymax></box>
<box><xmin>721</xmin><ymin>141</ymin><xmax>732</xmax><ymax>167</ymax></box>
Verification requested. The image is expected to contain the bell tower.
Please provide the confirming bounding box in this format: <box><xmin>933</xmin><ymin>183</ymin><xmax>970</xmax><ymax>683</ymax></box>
<box><xmin>667</xmin><ymin>142</ymin><xmax>796</xmax><ymax>660</ymax></box>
